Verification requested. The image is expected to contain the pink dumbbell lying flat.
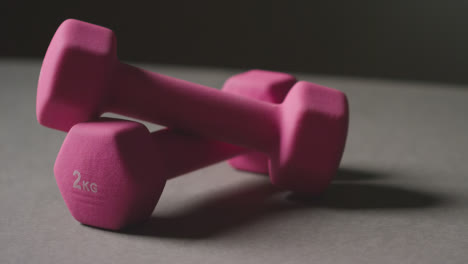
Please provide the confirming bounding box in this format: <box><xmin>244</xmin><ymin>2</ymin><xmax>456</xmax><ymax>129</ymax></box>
<box><xmin>55</xmin><ymin>118</ymin><xmax>245</xmax><ymax>230</ymax></box>
<box><xmin>37</xmin><ymin>19</ymin><xmax>349</xmax><ymax>194</ymax></box>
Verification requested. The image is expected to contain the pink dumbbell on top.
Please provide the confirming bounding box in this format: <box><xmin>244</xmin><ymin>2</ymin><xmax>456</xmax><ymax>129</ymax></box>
<box><xmin>37</xmin><ymin>19</ymin><xmax>349</xmax><ymax>194</ymax></box>
<box><xmin>54</xmin><ymin>70</ymin><xmax>297</xmax><ymax>230</ymax></box>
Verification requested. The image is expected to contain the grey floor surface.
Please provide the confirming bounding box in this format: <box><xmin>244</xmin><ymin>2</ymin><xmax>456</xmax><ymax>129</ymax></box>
<box><xmin>1</xmin><ymin>59</ymin><xmax>467</xmax><ymax>264</ymax></box>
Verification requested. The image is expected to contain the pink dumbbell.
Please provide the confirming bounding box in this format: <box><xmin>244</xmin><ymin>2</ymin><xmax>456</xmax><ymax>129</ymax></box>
<box><xmin>55</xmin><ymin>119</ymin><xmax>243</xmax><ymax>230</ymax></box>
<box><xmin>37</xmin><ymin>19</ymin><xmax>349</xmax><ymax>194</ymax></box>
<box><xmin>55</xmin><ymin>71</ymin><xmax>296</xmax><ymax>230</ymax></box>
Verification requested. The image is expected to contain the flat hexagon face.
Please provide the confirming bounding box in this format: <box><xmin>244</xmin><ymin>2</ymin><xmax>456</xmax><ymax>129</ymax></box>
<box><xmin>36</xmin><ymin>19</ymin><xmax>117</xmax><ymax>132</ymax></box>
<box><xmin>271</xmin><ymin>81</ymin><xmax>349</xmax><ymax>194</ymax></box>
<box><xmin>54</xmin><ymin>119</ymin><xmax>166</xmax><ymax>230</ymax></box>
<box><xmin>222</xmin><ymin>70</ymin><xmax>297</xmax><ymax>173</ymax></box>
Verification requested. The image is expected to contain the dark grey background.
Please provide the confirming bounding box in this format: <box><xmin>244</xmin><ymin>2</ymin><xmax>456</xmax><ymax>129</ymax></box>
<box><xmin>1</xmin><ymin>0</ymin><xmax>467</xmax><ymax>84</ymax></box>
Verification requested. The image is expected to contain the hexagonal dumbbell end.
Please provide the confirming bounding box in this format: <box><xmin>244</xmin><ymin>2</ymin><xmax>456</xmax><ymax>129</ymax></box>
<box><xmin>222</xmin><ymin>70</ymin><xmax>297</xmax><ymax>174</ymax></box>
<box><xmin>54</xmin><ymin>119</ymin><xmax>166</xmax><ymax>230</ymax></box>
<box><xmin>270</xmin><ymin>81</ymin><xmax>349</xmax><ymax>194</ymax></box>
<box><xmin>37</xmin><ymin>19</ymin><xmax>117</xmax><ymax>132</ymax></box>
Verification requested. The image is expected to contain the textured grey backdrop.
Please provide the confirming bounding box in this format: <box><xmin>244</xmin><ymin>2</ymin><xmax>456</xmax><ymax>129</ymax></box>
<box><xmin>1</xmin><ymin>0</ymin><xmax>467</xmax><ymax>84</ymax></box>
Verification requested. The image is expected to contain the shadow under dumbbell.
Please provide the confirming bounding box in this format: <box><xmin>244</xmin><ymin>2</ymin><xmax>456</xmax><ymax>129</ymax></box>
<box><xmin>124</xmin><ymin>179</ymin><xmax>282</xmax><ymax>239</ymax></box>
<box><xmin>238</xmin><ymin>167</ymin><xmax>387</xmax><ymax>182</ymax></box>
<box><xmin>122</xmin><ymin>168</ymin><xmax>446</xmax><ymax>239</ymax></box>
<box><xmin>333</xmin><ymin>167</ymin><xmax>387</xmax><ymax>181</ymax></box>
<box><xmin>287</xmin><ymin>182</ymin><xmax>443</xmax><ymax>209</ymax></box>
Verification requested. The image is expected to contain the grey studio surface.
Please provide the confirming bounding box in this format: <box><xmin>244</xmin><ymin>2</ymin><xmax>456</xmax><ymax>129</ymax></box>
<box><xmin>1</xmin><ymin>60</ymin><xmax>467</xmax><ymax>264</ymax></box>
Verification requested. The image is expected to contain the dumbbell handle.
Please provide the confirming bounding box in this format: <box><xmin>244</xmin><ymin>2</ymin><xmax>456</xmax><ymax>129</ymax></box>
<box><xmin>150</xmin><ymin>130</ymin><xmax>246</xmax><ymax>179</ymax></box>
<box><xmin>107</xmin><ymin>63</ymin><xmax>280</xmax><ymax>153</ymax></box>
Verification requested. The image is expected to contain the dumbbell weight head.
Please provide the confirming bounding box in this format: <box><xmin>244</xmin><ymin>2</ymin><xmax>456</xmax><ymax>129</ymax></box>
<box><xmin>272</xmin><ymin>81</ymin><xmax>348</xmax><ymax>193</ymax></box>
<box><xmin>54</xmin><ymin>119</ymin><xmax>166</xmax><ymax>230</ymax></box>
<box><xmin>37</xmin><ymin>19</ymin><xmax>117</xmax><ymax>131</ymax></box>
<box><xmin>222</xmin><ymin>70</ymin><xmax>297</xmax><ymax>174</ymax></box>
<box><xmin>224</xmin><ymin>73</ymin><xmax>348</xmax><ymax>191</ymax></box>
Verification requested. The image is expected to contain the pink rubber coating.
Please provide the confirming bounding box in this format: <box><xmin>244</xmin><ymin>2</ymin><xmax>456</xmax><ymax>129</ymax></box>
<box><xmin>153</xmin><ymin>129</ymin><xmax>244</xmax><ymax>179</ymax></box>
<box><xmin>38</xmin><ymin>19</ymin><xmax>349</xmax><ymax>194</ymax></box>
<box><xmin>222</xmin><ymin>70</ymin><xmax>296</xmax><ymax>174</ymax></box>
<box><xmin>54</xmin><ymin>119</ymin><xmax>245</xmax><ymax>230</ymax></box>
